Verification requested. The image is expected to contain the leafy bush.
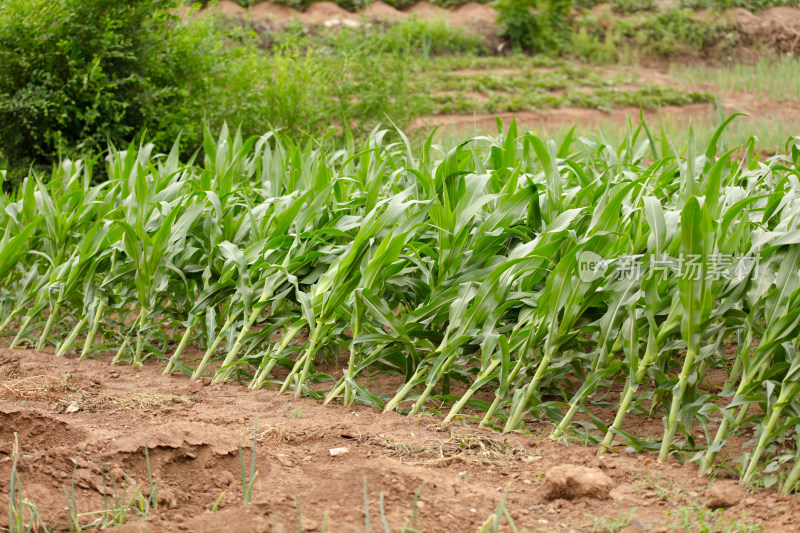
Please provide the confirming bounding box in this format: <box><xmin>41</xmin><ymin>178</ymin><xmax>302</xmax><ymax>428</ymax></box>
<box><xmin>280</xmin><ymin>23</ymin><xmax>419</xmax><ymax>132</ymax></box>
<box><xmin>572</xmin><ymin>0</ymin><xmax>605</xmax><ymax>8</ymax></box>
<box><xmin>0</xmin><ymin>0</ymin><xmax>190</xmax><ymax>183</ymax></box>
<box><xmin>575</xmin><ymin>8</ymin><xmax>726</xmax><ymax>59</ymax></box>
<box><xmin>618</xmin><ymin>9</ymin><xmax>723</xmax><ymax>54</ymax></box>
<box><xmin>495</xmin><ymin>0</ymin><xmax>573</xmax><ymax>53</ymax></box>
<box><xmin>573</xmin><ymin>25</ymin><xmax>619</xmax><ymax>63</ymax></box>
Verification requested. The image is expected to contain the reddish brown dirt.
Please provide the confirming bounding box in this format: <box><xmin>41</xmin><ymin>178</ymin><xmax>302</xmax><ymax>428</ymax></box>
<box><xmin>405</xmin><ymin>1</ymin><xmax>450</xmax><ymax>21</ymax></box>
<box><xmin>299</xmin><ymin>2</ymin><xmax>362</xmax><ymax>25</ymax></box>
<box><xmin>3</xmin><ymin>348</ymin><xmax>800</xmax><ymax>532</ymax></box>
<box><xmin>362</xmin><ymin>1</ymin><xmax>408</xmax><ymax>21</ymax></box>
<box><xmin>412</xmin><ymin>103</ymin><xmax>716</xmax><ymax>134</ymax></box>
<box><xmin>450</xmin><ymin>2</ymin><xmax>499</xmax><ymax>37</ymax></box>
<box><xmin>250</xmin><ymin>1</ymin><xmax>297</xmax><ymax>25</ymax></box>
<box><xmin>730</xmin><ymin>6</ymin><xmax>800</xmax><ymax>53</ymax></box>
<box><xmin>216</xmin><ymin>0</ymin><xmax>247</xmax><ymax>17</ymax></box>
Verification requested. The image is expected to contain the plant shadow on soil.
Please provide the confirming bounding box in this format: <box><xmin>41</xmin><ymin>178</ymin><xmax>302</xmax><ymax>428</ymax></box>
<box><xmin>1</xmin><ymin>347</ymin><xmax>797</xmax><ymax>532</ymax></box>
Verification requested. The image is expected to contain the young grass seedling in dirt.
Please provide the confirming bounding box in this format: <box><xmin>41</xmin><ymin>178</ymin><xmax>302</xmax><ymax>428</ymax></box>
<box><xmin>588</xmin><ymin>508</ymin><xmax>637</xmax><ymax>533</ymax></box>
<box><xmin>477</xmin><ymin>487</ymin><xmax>518</xmax><ymax>533</ymax></box>
<box><xmin>64</xmin><ymin>448</ymin><xmax>85</xmax><ymax>533</ymax></box>
<box><xmin>90</xmin><ymin>459</ymin><xmax>144</xmax><ymax>528</ymax></box>
<box><xmin>665</xmin><ymin>503</ymin><xmax>762</xmax><ymax>532</ymax></box>
<box><xmin>211</xmin><ymin>491</ymin><xmax>226</xmax><ymax>512</ymax></box>
<box><xmin>8</xmin><ymin>433</ymin><xmax>49</xmax><ymax>533</ymax></box>
<box><xmin>239</xmin><ymin>417</ymin><xmax>259</xmax><ymax>505</ymax></box>
<box><xmin>143</xmin><ymin>441</ymin><xmax>158</xmax><ymax>513</ymax></box>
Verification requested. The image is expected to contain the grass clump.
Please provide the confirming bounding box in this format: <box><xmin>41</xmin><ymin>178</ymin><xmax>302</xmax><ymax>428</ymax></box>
<box><xmin>496</xmin><ymin>0</ymin><xmax>573</xmax><ymax>53</ymax></box>
<box><xmin>574</xmin><ymin>8</ymin><xmax>729</xmax><ymax>60</ymax></box>
<box><xmin>377</xmin><ymin>17</ymin><xmax>489</xmax><ymax>56</ymax></box>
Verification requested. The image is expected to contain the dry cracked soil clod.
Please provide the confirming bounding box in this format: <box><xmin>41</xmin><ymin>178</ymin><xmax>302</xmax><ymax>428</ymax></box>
<box><xmin>541</xmin><ymin>464</ymin><xmax>615</xmax><ymax>500</ymax></box>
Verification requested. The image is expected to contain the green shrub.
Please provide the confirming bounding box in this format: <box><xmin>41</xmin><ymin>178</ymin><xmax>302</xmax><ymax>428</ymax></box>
<box><xmin>286</xmin><ymin>23</ymin><xmax>419</xmax><ymax>132</ymax></box>
<box><xmin>618</xmin><ymin>9</ymin><xmax>723</xmax><ymax>54</ymax></box>
<box><xmin>572</xmin><ymin>0</ymin><xmax>605</xmax><ymax>8</ymax></box>
<box><xmin>495</xmin><ymin>0</ymin><xmax>573</xmax><ymax>53</ymax></box>
<box><xmin>0</xmin><ymin>0</ymin><xmax>190</xmax><ymax>183</ymax></box>
<box><xmin>575</xmin><ymin>8</ymin><xmax>726</xmax><ymax>59</ymax></box>
<box><xmin>573</xmin><ymin>25</ymin><xmax>619</xmax><ymax>63</ymax></box>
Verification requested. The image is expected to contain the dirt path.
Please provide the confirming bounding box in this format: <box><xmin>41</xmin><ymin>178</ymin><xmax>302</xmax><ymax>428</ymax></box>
<box><xmin>2</xmin><ymin>348</ymin><xmax>800</xmax><ymax>532</ymax></box>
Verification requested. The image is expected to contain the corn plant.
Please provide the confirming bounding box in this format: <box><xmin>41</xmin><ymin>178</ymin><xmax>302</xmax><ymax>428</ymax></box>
<box><xmin>2</xmin><ymin>118</ymin><xmax>800</xmax><ymax>488</ymax></box>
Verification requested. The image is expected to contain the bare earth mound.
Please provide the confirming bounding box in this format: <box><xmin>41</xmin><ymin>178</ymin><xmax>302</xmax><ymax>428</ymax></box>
<box><xmin>405</xmin><ymin>1</ymin><xmax>450</xmax><ymax>21</ymax></box>
<box><xmin>2</xmin><ymin>348</ymin><xmax>800</xmax><ymax>532</ymax></box>
<box><xmin>360</xmin><ymin>0</ymin><xmax>409</xmax><ymax>21</ymax></box>
<box><xmin>729</xmin><ymin>6</ymin><xmax>800</xmax><ymax>53</ymax></box>
<box><xmin>452</xmin><ymin>2</ymin><xmax>499</xmax><ymax>31</ymax></box>
<box><xmin>299</xmin><ymin>1</ymin><xmax>361</xmax><ymax>25</ymax></box>
<box><xmin>215</xmin><ymin>0</ymin><xmax>247</xmax><ymax>17</ymax></box>
<box><xmin>250</xmin><ymin>1</ymin><xmax>297</xmax><ymax>25</ymax></box>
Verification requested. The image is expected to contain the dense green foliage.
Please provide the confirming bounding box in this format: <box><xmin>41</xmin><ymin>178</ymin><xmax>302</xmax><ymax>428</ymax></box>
<box><xmin>0</xmin><ymin>0</ymin><xmax>421</xmax><ymax>188</ymax></box>
<box><xmin>0</xmin><ymin>0</ymin><xmax>189</xmax><ymax>183</ymax></box>
<box><xmin>374</xmin><ymin>18</ymin><xmax>488</xmax><ymax>56</ymax></box>
<box><xmin>496</xmin><ymin>0</ymin><xmax>574</xmax><ymax>53</ymax></box>
<box><xmin>3</xmin><ymin>120</ymin><xmax>800</xmax><ymax>491</ymax></box>
<box><xmin>573</xmin><ymin>8</ymin><xmax>729</xmax><ymax>61</ymax></box>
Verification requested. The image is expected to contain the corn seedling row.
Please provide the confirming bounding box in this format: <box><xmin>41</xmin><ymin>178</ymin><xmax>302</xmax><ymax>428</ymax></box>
<box><xmin>2</xmin><ymin>120</ymin><xmax>800</xmax><ymax>489</ymax></box>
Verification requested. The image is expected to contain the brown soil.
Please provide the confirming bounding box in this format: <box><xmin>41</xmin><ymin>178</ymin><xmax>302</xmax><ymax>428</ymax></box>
<box><xmin>216</xmin><ymin>0</ymin><xmax>247</xmax><ymax>17</ymax></box>
<box><xmin>405</xmin><ymin>1</ymin><xmax>450</xmax><ymax>21</ymax></box>
<box><xmin>761</xmin><ymin>5</ymin><xmax>800</xmax><ymax>25</ymax></box>
<box><xmin>453</xmin><ymin>1</ymin><xmax>498</xmax><ymax>21</ymax></box>
<box><xmin>726</xmin><ymin>6</ymin><xmax>800</xmax><ymax>54</ymax></box>
<box><xmin>413</xmin><ymin>103</ymin><xmax>715</xmax><ymax>134</ymax></box>
<box><xmin>250</xmin><ymin>1</ymin><xmax>297</xmax><ymax>24</ymax></box>
<box><xmin>361</xmin><ymin>0</ymin><xmax>408</xmax><ymax>21</ymax></box>
<box><xmin>299</xmin><ymin>1</ymin><xmax>362</xmax><ymax>25</ymax></box>
<box><xmin>3</xmin><ymin>348</ymin><xmax>800</xmax><ymax>532</ymax></box>
<box><xmin>729</xmin><ymin>6</ymin><xmax>761</xmax><ymax>26</ymax></box>
<box><xmin>451</xmin><ymin>2</ymin><xmax>499</xmax><ymax>35</ymax></box>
